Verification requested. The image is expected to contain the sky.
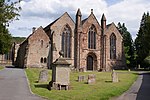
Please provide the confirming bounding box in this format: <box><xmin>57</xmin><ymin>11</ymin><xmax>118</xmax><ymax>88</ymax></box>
<box><xmin>8</xmin><ymin>0</ymin><xmax>150</xmax><ymax>40</ymax></box>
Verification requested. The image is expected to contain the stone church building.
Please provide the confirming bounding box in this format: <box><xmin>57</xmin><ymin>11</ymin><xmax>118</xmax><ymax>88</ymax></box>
<box><xmin>15</xmin><ymin>9</ymin><xmax>126</xmax><ymax>71</ymax></box>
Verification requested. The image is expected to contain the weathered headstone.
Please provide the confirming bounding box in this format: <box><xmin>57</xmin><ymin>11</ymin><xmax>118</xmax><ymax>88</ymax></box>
<box><xmin>79</xmin><ymin>67</ymin><xmax>86</xmax><ymax>72</ymax></box>
<box><xmin>138</xmin><ymin>64</ymin><xmax>140</xmax><ymax>69</ymax></box>
<box><xmin>111</xmin><ymin>70</ymin><xmax>118</xmax><ymax>82</ymax></box>
<box><xmin>78</xmin><ymin>75</ymin><xmax>86</xmax><ymax>82</ymax></box>
<box><xmin>128</xmin><ymin>69</ymin><xmax>130</xmax><ymax>72</ymax></box>
<box><xmin>87</xmin><ymin>74</ymin><xmax>96</xmax><ymax>84</ymax></box>
<box><xmin>38</xmin><ymin>69</ymin><xmax>48</xmax><ymax>83</ymax></box>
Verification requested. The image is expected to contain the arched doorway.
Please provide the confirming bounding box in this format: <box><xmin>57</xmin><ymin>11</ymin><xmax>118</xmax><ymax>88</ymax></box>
<box><xmin>87</xmin><ymin>55</ymin><xmax>93</xmax><ymax>70</ymax></box>
<box><xmin>86</xmin><ymin>53</ymin><xmax>97</xmax><ymax>71</ymax></box>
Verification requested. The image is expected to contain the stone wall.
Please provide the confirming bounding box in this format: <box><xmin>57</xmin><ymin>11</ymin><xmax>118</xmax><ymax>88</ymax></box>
<box><xmin>105</xmin><ymin>23</ymin><xmax>124</xmax><ymax>71</ymax></box>
<box><xmin>15</xmin><ymin>27</ymin><xmax>50</xmax><ymax>68</ymax></box>
<box><xmin>15</xmin><ymin>9</ymin><xmax>126</xmax><ymax>70</ymax></box>
<box><xmin>48</xmin><ymin>12</ymin><xmax>75</xmax><ymax>67</ymax></box>
<box><xmin>15</xmin><ymin>41</ymin><xmax>27</xmax><ymax>68</ymax></box>
<box><xmin>27</xmin><ymin>27</ymin><xmax>50</xmax><ymax>68</ymax></box>
<box><xmin>79</xmin><ymin>13</ymin><xmax>102</xmax><ymax>70</ymax></box>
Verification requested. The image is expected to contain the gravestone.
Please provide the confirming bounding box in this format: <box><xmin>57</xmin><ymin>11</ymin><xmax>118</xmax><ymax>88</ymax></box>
<box><xmin>87</xmin><ymin>74</ymin><xmax>96</xmax><ymax>84</ymax></box>
<box><xmin>78</xmin><ymin>75</ymin><xmax>86</xmax><ymax>82</ymax></box>
<box><xmin>79</xmin><ymin>67</ymin><xmax>86</xmax><ymax>72</ymax></box>
<box><xmin>38</xmin><ymin>69</ymin><xmax>48</xmax><ymax>83</ymax></box>
<box><xmin>138</xmin><ymin>64</ymin><xmax>140</xmax><ymax>69</ymax></box>
<box><xmin>128</xmin><ymin>69</ymin><xmax>130</xmax><ymax>72</ymax></box>
<box><xmin>49</xmin><ymin>51</ymin><xmax>71</xmax><ymax>90</ymax></box>
<box><xmin>111</xmin><ymin>70</ymin><xmax>118</xmax><ymax>82</ymax></box>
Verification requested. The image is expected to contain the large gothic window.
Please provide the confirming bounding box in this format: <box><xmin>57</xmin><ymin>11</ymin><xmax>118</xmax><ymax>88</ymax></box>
<box><xmin>88</xmin><ymin>25</ymin><xmax>96</xmax><ymax>49</ymax></box>
<box><xmin>61</xmin><ymin>25</ymin><xmax>71</xmax><ymax>58</ymax></box>
<box><xmin>110</xmin><ymin>33</ymin><xmax>116</xmax><ymax>59</ymax></box>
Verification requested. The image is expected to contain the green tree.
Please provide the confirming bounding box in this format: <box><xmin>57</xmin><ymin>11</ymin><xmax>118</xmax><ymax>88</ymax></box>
<box><xmin>0</xmin><ymin>0</ymin><xmax>21</xmax><ymax>55</ymax></box>
<box><xmin>118</xmin><ymin>23</ymin><xmax>135</xmax><ymax>68</ymax></box>
<box><xmin>12</xmin><ymin>37</ymin><xmax>26</xmax><ymax>44</ymax></box>
<box><xmin>0</xmin><ymin>0</ymin><xmax>21</xmax><ymax>25</ymax></box>
<box><xmin>0</xmin><ymin>24</ymin><xmax>12</xmax><ymax>54</ymax></box>
<box><xmin>135</xmin><ymin>12</ymin><xmax>150</xmax><ymax>67</ymax></box>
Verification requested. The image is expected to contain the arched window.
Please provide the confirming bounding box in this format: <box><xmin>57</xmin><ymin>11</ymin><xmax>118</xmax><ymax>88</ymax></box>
<box><xmin>40</xmin><ymin>57</ymin><xmax>43</xmax><ymax>63</ymax></box>
<box><xmin>61</xmin><ymin>25</ymin><xmax>71</xmax><ymax>58</ymax></box>
<box><xmin>88</xmin><ymin>25</ymin><xmax>96</xmax><ymax>49</ymax></box>
<box><xmin>44</xmin><ymin>58</ymin><xmax>47</xmax><ymax>63</ymax></box>
<box><xmin>110</xmin><ymin>33</ymin><xmax>116</xmax><ymax>59</ymax></box>
<box><xmin>41</xmin><ymin>40</ymin><xmax>44</xmax><ymax>48</ymax></box>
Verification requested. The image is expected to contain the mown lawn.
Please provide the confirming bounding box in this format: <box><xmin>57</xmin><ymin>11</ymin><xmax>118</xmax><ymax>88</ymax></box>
<box><xmin>25</xmin><ymin>68</ymin><xmax>138</xmax><ymax>100</ymax></box>
<box><xmin>0</xmin><ymin>66</ymin><xmax>4</xmax><ymax>70</ymax></box>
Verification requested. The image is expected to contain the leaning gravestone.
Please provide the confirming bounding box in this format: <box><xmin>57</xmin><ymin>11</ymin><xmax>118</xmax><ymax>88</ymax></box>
<box><xmin>38</xmin><ymin>69</ymin><xmax>48</xmax><ymax>83</ymax></box>
<box><xmin>87</xmin><ymin>74</ymin><xmax>96</xmax><ymax>84</ymax></box>
<box><xmin>128</xmin><ymin>69</ymin><xmax>131</xmax><ymax>72</ymax></box>
<box><xmin>111</xmin><ymin>70</ymin><xmax>118</xmax><ymax>82</ymax></box>
<box><xmin>78</xmin><ymin>75</ymin><xmax>87</xmax><ymax>82</ymax></box>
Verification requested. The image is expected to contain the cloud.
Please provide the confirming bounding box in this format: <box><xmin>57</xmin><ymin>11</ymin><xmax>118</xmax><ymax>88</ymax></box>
<box><xmin>9</xmin><ymin>0</ymin><xmax>107</xmax><ymax>37</ymax></box>
<box><xmin>105</xmin><ymin>0</ymin><xmax>123</xmax><ymax>6</ymax></box>
<box><xmin>20</xmin><ymin>0</ymin><xmax>107</xmax><ymax>18</ymax></box>
<box><xmin>8</xmin><ymin>0</ymin><xmax>150</xmax><ymax>40</ymax></box>
<box><xmin>18</xmin><ymin>27</ymin><xmax>31</xmax><ymax>31</ymax></box>
<box><xmin>107</xmin><ymin>0</ymin><xmax>150</xmax><ymax>40</ymax></box>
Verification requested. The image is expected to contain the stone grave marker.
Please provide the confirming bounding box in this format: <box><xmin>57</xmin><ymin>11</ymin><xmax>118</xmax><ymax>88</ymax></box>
<box><xmin>38</xmin><ymin>69</ymin><xmax>48</xmax><ymax>83</ymax></box>
<box><xmin>128</xmin><ymin>69</ymin><xmax>131</xmax><ymax>72</ymax></box>
<box><xmin>78</xmin><ymin>75</ymin><xmax>87</xmax><ymax>82</ymax></box>
<box><xmin>111</xmin><ymin>70</ymin><xmax>118</xmax><ymax>82</ymax></box>
<box><xmin>79</xmin><ymin>67</ymin><xmax>86</xmax><ymax>72</ymax></box>
<box><xmin>87</xmin><ymin>74</ymin><xmax>96</xmax><ymax>84</ymax></box>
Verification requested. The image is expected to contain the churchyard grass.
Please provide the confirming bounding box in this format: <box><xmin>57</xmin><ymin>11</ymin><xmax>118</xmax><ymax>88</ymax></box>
<box><xmin>0</xmin><ymin>66</ymin><xmax>4</xmax><ymax>70</ymax></box>
<box><xmin>25</xmin><ymin>68</ymin><xmax>138</xmax><ymax>100</ymax></box>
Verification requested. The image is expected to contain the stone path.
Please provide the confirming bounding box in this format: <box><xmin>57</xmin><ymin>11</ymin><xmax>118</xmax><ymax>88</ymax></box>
<box><xmin>136</xmin><ymin>72</ymin><xmax>150</xmax><ymax>100</ymax></box>
<box><xmin>0</xmin><ymin>67</ymin><xmax>47</xmax><ymax>100</ymax></box>
<box><xmin>112</xmin><ymin>71</ymin><xmax>150</xmax><ymax>100</ymax></box>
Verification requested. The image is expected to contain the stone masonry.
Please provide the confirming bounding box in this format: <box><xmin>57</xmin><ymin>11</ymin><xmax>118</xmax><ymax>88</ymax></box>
<box><xmin>15</xmin><ymin>26</ymin><xmax>50</xmax><ymax>68</ymax></box>
<box><xmin>14</xmin><ymin>9</ymin><xmax>126</xmax><ymax>70</ymax></box>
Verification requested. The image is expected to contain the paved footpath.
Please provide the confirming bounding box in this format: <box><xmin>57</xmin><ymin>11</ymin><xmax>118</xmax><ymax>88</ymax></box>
<box><xmin>112</xmin><ymin>71</ymin><xmax>150</xmax><ymax>100</ymax></box>
<box><xmin>0</xmin><ymin>67</ymin><xmax>47</xmax><ymax>100</ymax></box>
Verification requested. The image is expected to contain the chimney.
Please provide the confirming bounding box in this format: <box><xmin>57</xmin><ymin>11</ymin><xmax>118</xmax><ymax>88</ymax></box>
<box><xmin>32</xmin><ymin>27</ymin><xmax>36</xmax><ymax>33</ymax></box>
